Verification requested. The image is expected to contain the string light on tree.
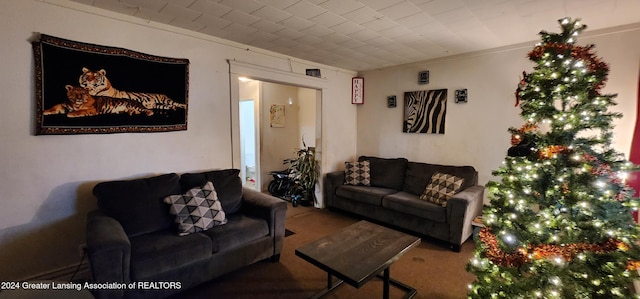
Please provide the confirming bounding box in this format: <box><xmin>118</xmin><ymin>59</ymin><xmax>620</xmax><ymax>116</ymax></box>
<box><xmin>466</xmin><ymin>18</ymin><xmax>640</xmax><ymax>298</ymax></box>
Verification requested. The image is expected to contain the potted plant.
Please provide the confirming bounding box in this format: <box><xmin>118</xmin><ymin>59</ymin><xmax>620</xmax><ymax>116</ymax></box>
<box><xmin>284</xmin><ymin>139</ymin><xmax>318</xmax><ymax>206</ymax></box>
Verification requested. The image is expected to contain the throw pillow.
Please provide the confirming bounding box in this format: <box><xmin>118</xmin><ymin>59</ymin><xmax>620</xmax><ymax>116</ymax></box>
<box><xmin>164</xmin><ymin>181</ymin><xmax>227</xmax><ymax>236</ymax></box>
<box><xmin>344</xmin><ymin>161</ymin><xmax>371</xmax><ymax>186</ymax></box>
<box><xmin>420</xmin><ymin>172</ymin><xmax>464</xmax><ymax>207</ymax></box>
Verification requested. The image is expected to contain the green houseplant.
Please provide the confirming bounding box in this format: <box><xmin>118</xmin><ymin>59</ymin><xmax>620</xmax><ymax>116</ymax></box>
<box><xmin>284</xmin><ymin>139</ymin><xmax>318</xmax><ymax>206</ymax></box>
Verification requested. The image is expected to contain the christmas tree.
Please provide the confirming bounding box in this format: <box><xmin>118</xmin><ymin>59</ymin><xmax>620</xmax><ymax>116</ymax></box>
<box><xmin>467</xmin><ymin>18</ymin><xmax>640</xmax><ymax>298</ymax></box>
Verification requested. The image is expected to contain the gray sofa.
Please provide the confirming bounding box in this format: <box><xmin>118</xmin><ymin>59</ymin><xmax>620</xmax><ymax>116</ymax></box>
<box><xmin>325</xmin><ymin>156</ymin><xmax>484</xmax><ymax>251</ymax></box>
<box><xmin>86</xmin><ymin>169</ymin><xmax>287</xmax><ymax>299</ymax></box>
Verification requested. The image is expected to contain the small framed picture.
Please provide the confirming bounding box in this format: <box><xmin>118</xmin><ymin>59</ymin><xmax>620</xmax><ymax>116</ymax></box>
<box><xmin>387</xmin><ymin>95</ymin><xmax>396</xmax><ymax>108</ymax></box>
<box><xmin>352</xmin><ymin>77</ymin><xmax>364</xmax><ymax>104</ymax></box>
<box><xmin>418</xmin><ymin>71</ymin><xmax>429</xmax><ymax>85</ymax></box>
<box><xmin>455</xmin><ymin>89</ymin><xmax>468</xmax><ymax>103</ymax></box>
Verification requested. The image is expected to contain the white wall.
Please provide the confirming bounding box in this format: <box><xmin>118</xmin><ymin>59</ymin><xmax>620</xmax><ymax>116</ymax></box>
<box><xmin>0</xmin><ymin>0</ymin><xmax>357</xmax><ymax>280</ymax></box>
<box><xmin>359</xmin><ymin>23</ymin><xmax>640</xmax><ymax>191</ymax></box>
<box><xmin>298</xmin><ymin>88</ymin><xmax>317</xmax><ymax>148</ymax></box>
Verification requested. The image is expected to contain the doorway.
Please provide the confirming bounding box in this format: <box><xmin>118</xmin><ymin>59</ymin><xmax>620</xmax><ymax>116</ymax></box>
<box><xmin>229</xmin><ymin>60</ymin><xmax>326</xmax><ymax>207</ymax></box>
<box><xmin>238</xmin><ymin>78</ymin><xmax>319</xmax><ymax>194</ymax></box>
<box><xmin>239</xmin><ymin>99</ymin><xmax>256</xmax><ymax>189</ymax></box>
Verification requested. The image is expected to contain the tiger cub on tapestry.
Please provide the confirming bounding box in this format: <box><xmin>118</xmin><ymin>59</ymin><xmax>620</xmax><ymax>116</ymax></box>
<box><xmin>79</xmin><ymin>67</ymin><xmax>187</xmax><ymax>110</ymax></box>
<box><xmin>43</xmin><ymin>85</ymin><xmax>154</xmax><ymax>117</ymax></box>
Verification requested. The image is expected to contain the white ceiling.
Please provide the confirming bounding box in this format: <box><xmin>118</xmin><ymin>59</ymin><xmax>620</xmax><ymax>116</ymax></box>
<box><xmin>68</xmin><ymin>0</ymin><xmax>640</xmax><ymax>71</ymax></box>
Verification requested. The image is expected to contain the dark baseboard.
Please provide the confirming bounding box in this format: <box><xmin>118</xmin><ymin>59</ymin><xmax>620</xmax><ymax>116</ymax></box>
<box><xmin>23</xmin><ymin>261</ymin><xmax>91</xmax><ymax>282</ymax></box>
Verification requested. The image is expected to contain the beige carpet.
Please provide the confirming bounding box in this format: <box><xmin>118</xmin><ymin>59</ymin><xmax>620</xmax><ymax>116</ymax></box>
<box><xmin>175</xmin><ymin>203</ymin><xmax>476</xmax><ymax>299</ymax></box>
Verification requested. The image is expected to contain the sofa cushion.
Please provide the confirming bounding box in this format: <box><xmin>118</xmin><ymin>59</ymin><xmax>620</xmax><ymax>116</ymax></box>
<box><xmin>358</xmin><ymin>156</ymin><xmax>408</xmax><ymax>190</ymax></box>
<box><xmin>420</xmin><ymin>172</ymin><xmax>464</xmax><ymax>207</ymax></box>
<box><xmin>403</xmin><ymin>162</ymin><xmax>477</xmax><ymax>196</ymax></box>
<box><xmin>344</xmin><ymin>161</ymin><xmax>371</xmax><ymax>186</ymax></box>
<box><xmin>164</xmin><ymin>181</ymin><xmax>227</xmax><ymax>236</ymax></box>
<box><xmin>382</xmin><ymin>191</ymin><xmax>447</xmax><ymax>223</ymax></box>
<box><xmin>129</xmin><ymin>229</ymin><xmax>212</xmax><ymax>280</ymax></box>
<box><xmin>201</xmin><ymin>213</ymin><xmax>269</xmax><ymax>253</ymax></box>
<box><xmin>336</xmin><ymin>185</ymin><xmax>397</xmax><ymax>206</ymax></box>
<box><xmin>180</xmin><ymin>169</ymin><xmax>243</xmax><ymax>215</ymax></box>
<box><xmin>93</xmin><ymin>173</ymin><xmax>181</xmax><ymax>237</ymax></box>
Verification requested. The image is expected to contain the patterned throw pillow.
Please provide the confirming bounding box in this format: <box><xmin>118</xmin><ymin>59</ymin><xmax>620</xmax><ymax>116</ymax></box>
<box><xmin>420</xmin><ymin>172</ymin><xmax>465</xmax><ymax>207</ymax></box>
<box><xmin>164</xmin><ymin>181</ymin><xmax>227</xmax><ymax>236</ymax></box>
<box><xmin>344</xmin><ymin>161</ymin><xmax>371</xmax><ymax>186</ymax></box>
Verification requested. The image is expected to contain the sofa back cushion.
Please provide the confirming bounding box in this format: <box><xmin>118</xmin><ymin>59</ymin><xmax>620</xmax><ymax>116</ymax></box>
<box><xmin>403</xmin><ymin>162</ymin><xmax>478</xmax><ymax>196</ymax></box>
<box><xmin>358</xmin><ymin>156</ymin><xmax>408</xmax><ymax>190</ymax></box>
<box><xmin>93</xmin><ymin>173</ymin><xmax>182</xmax><ymax>237</ymax></box>
<box><xmin>179</xmin><ymin>169</ymin><xmax>243</xmax><ymax>215</ymax></box>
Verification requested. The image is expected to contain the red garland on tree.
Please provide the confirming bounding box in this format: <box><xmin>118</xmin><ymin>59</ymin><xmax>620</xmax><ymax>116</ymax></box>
<box><xmin>538</xmin><ymin>145</ymin><xmax>571</xmax><ymax>159</ymax></box>
<box><xmin>510</xmin><ymin>122</ymin><xmax>538</xmax><ymax>145</ymax></box>
<box><xmin>528</xmin><ymin>43</ymin><xmax>609</xmax><ymax>92</ymax></box>
<box><xmin>478</xmin><ymin>227</ymin><xmax>629</xmax><ymax>268</ymax></box>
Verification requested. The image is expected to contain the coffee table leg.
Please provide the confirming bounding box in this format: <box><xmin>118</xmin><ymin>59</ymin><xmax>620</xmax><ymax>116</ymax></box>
<box><xmin>383</xmin><ymin>268</ymin><xmax>390</xmax><ymax>299</ymax></box>
<box><xmin>376</xmin><ymin>272</ymin><xmax>417</xmax><ymax>299</ymax></box>
<box><xmin>309</xmin><ymin>273</ymin><xmax>344</xmax><ymax>299</ymax></box>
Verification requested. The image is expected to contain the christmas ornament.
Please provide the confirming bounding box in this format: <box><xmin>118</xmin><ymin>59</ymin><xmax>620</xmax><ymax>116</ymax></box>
<box><xmin>515</xmin><ymin>71</ymin><xmax>528</xmax><ymax>107</ymax></box>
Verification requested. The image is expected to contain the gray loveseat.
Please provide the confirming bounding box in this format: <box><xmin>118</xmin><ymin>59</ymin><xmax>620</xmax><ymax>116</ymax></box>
<box><xmin>325</xmin><ymin>156</ymin><xmax>484</xmax><ymax>251</ymax></box>
<box><xmin>86</xmin><ymin>169</ymin><xmax>287</xmax><ymax>299</ymax></box>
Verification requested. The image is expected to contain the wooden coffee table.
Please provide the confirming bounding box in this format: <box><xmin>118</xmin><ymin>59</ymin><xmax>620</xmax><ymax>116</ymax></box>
<box><xmin>295</xmin><ymin>220</ymin><xmax>421</xmax><ymax>299</ymax></box>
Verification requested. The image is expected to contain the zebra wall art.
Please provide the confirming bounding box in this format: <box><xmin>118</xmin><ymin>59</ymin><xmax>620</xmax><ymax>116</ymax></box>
<box><xmin>403</xmin><ymin>89</ymin><xmax>448</xmax><ymax>134</ymax></box>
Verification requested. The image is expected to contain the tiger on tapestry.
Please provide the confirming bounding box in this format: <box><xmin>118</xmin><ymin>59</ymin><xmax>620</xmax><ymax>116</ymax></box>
<box><xmin>79</xmin><ymin>67</ymin><xmax>187</xmax><ymax>111</ymax></box>
<box><xmin>43</xmin><ymin>85</ymin><xmax>154</xmax><ymax>118</ymax></box>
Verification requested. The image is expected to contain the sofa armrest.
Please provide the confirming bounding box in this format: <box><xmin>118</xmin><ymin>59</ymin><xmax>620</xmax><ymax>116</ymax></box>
<box><xmin>86</xmin><ymin>210</ymin><xmax>131</xmax><ymax>288</ymax></box>
<box><xmin>447</xmin><ymin>185</ymin><xmax>485</xmax><ymax>247</ymax></box>
<box><xmin>241</xmin><ymin>188</ymin><xmax>288</xmax><ymax>255</ymax></box>
<box><xmin>324</xmin><ymin>171</ymin><xmax>345</xmax><ymax>208</ymax></box>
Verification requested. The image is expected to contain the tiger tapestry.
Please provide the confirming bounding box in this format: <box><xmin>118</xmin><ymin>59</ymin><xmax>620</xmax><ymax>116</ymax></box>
<box><xmin>403</xmin><ymin>89</ymin><xmax>447</xmax><ymax>134</ymax></box>
<box><xmin>32</xmin><ymin>34</ymin><xmax>189</xmax><ymax>135</ymax></box>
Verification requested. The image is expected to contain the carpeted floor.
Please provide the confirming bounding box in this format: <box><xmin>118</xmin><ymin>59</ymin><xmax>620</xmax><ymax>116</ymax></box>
<box><xmin>174</xmin><ymin>203</ymin><xmax>477</xmax><ymax>299</ymax></box>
